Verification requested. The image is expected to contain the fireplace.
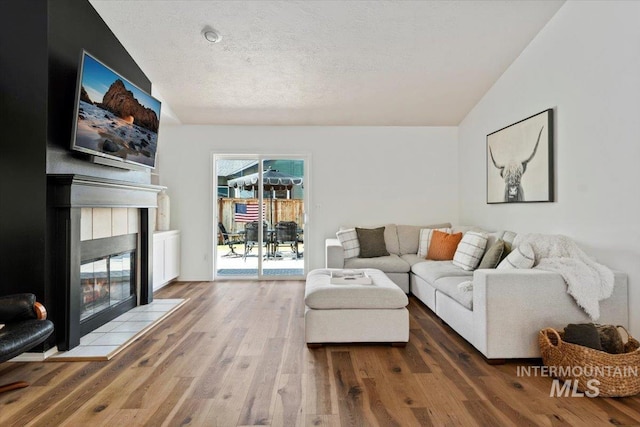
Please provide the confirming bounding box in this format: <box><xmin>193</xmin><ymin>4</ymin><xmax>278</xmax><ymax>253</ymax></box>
<box><xmin>48</xmin><ymin>175</ymin><xmax>161</xmax><ymax>350</ymax></box>
<box><xmin>80</xmin><ymin>252</ymin><xmax>134</xmax><ymax>321</ymax></box>
<box><xmin>77</xmin><ymin>231</ymin><xmax>139</xmax><ymax>336</ymax></box>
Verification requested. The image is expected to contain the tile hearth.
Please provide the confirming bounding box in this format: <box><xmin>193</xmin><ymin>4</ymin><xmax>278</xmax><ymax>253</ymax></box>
<box><xmin>49</xmin><ymin>298</ymin><xmax>186</xmax><ymax>361</ymax></box>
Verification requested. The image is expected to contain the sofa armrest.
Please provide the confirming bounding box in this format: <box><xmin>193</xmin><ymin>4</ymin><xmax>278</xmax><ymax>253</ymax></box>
<box><xmin>471</xmin><ymin>269</ymin><xmax>628</xmax><ymax>359</ymax></box>
<box><xmin>325</xmin><ymin>238</ymin><xmax>345</xmax><ymax>269</ymax></box>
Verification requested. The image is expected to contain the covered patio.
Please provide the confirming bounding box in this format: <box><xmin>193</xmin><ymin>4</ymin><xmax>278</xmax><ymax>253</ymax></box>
<box><xmin>216</xmin><ymin>164</ymin><xmax>305</xmax><ymax>278</ymax></box>
<box><xmin>215</xmin><ymin>241</ymin><xmax>305</xmax><ymax>277</ymax></box>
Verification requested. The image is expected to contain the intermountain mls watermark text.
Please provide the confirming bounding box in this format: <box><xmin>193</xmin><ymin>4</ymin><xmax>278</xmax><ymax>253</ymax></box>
<box><xmin>517</xmin><ymin>365</ymin><xmax>639</xmax><ymax>397</ymax></box>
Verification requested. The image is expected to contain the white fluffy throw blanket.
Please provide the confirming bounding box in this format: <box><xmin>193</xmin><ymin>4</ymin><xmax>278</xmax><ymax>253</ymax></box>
<box><xmin>513</xmin><ymin>234</ymin><xmax>614</xmax><ymax>321</ymax></box>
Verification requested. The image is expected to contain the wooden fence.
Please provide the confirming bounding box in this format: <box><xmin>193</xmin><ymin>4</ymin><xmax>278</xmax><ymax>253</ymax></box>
<box><xmin>217</xmin><ymin>197</ymin><xmax>304</xmax><ymax>235</ymax></box>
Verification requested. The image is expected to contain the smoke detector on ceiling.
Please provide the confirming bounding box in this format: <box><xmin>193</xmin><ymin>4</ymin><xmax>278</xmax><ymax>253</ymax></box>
<box><xmin>202</xmin><ymin>26</ymin><xmax>221</xmax><ymax>43</ymax></box>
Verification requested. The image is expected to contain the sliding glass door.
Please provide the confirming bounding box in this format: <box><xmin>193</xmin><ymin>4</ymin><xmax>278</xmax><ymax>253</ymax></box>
<box><xmin>214</xmin><ymin>155</ymin><xmax>306</xmax><ymax>280</ymax></box>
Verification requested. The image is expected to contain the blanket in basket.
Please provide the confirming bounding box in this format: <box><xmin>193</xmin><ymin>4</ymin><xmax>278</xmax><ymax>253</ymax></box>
<box><xmin>514</xmin><ymin>234</ymin><xmax>614</xmax><ymax>321</ymax></box>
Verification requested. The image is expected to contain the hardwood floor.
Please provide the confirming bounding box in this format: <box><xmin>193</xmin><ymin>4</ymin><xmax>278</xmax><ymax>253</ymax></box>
<box><xmin>1</xmin><ymin>280</ymin><xmax>639</xmax><ymax>426</ymax></box>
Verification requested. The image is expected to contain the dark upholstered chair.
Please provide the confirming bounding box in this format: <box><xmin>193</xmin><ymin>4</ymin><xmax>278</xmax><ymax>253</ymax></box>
<box><xmin>0</xmin><ymin>293</ymin><xmax>54</xmax><ymax>394</ymax></box>
<box><xmin>218</xmin><ymin>222</ymin><xmax>244</xmax><ymax>257</ymax></box>
<box><xmin>274</xmin><ymin>221</ymin><xmax>300</xmax><ymax>259</ymax></box>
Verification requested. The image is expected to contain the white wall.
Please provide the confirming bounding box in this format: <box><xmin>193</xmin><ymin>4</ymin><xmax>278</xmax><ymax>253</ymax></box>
<box><xmin>159</xmin><ymin>126</ymin><xmax>458</xmax><ymax>280</ymax></box>
<box><xmin>458</xmin><ymin>1</ymin><xmax>640</xmax><ymax>334</ymax></box>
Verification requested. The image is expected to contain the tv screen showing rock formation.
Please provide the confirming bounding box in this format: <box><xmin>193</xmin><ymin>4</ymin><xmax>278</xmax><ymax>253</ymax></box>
<box><xmin>71</xmin><ymin>51</ymin><xmax>161</xmax><ymax>168</ymax></box>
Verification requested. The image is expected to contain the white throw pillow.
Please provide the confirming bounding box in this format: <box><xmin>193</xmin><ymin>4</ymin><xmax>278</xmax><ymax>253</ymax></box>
<box><xmin>452</xmin><ymin>231</ymin><xmax>488</xmax><ymax>271</ymax></box>
<box><xmin>417</xmin><ymin>227</ymin><xmax>451</xmax><ymax>257</ymax></box>
<box><xmin>502</xmin><ymin>230</ymin><xmax>518</xmax><ymax>247</ymax></box>
<box><xmin>497</xmin><ymin>242</ymin><xmax>535</xmax><ymax>269</ymax></box>
<box><xmin>336</xmin><ymin>228</ymin><xmax>360</xmax><ymax>259</ymax></box>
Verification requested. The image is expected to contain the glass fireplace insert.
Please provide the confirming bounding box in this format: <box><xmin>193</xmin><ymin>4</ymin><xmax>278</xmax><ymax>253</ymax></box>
<box><xmin>80</xmin><ymin>251</ymin><xmax>134</xmax><ymax>322</ymax></box>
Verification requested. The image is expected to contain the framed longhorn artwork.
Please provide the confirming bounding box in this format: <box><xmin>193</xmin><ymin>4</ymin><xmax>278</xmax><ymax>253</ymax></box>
<box><xmin>486</xmin><ymin>109</ymin><xmax>554</xmax><ymax>204</ymax></box>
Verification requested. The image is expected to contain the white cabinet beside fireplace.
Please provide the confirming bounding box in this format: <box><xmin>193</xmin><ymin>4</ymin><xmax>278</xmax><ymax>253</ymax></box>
<box><xmin>153</xmin><ymin>230</ymin><xmax>181</xmax><ymax>291</ymax></box>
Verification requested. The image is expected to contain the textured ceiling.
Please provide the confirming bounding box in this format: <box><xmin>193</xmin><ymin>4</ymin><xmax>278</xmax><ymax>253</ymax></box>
<box><xmin>90</xmin><ymin>0</ymin><xmax>564</xmax><ymax>126</ymax></box>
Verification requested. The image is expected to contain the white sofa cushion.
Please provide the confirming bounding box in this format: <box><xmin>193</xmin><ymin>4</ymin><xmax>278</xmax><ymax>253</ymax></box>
<box><xmin>451</xmin><ymin>225</ymin><xmax>487</xmax><ymax>234</ymax></box>
<box><xmin>384</xmin><ymin>224</ymin><xmax>400</xmax><ymax>255</ymax></box>
<box><xmin>398</xmin><ymin>223</ymin><xmax>452</xmax><ymax>255</ymax></box>
<box><xmin>497</xmin><ymin>242</ymin><xmax>535</xmax><ymax>269</ymax></box>
<box><xmin>400</xmin><ymin>254</ymin><xmax>428</xmax><ymax>267</ymax></box>
<box><xmin>457</xmin><ymin>280</ymin><xmax>474</xmax><ymax>310</ymax></box>
<box><xmin>305</xmin><ymin>269</ymin><xmax>408</xmax><ymax>309</ymax></box>
<box><xmin>431</xmin><ymin>276</ymin><xmax>474</xmax><ymax>310</ymax></box>
<box><xmin>452</xmin><ymin>231</ymin><xmax>488</xmax><ymax>271</ymax></box>
<box><xmin>397</xmin><ymin>225</ymin><xmax>423</xmax><ymax>255</ymax></box>
<box><xmin>411</xmin><ymin>260</ymin><xmax>473</xmax><ymax>283</ymax></box>
<box><xmin>502</xmin><ymin>230</ymin><xmax>518</xmax><ymax>247</ymax></box>
<box><xmin>336</xmin><ymin>228</ymin><xmax>360</xmax><ymax>259</ymax></box>
<box><xmin>417</xmin><ymin>227</ymin><xmax>451</xmax><ymax>257</ymax></box>
<box><xmin>345</xmin><ymin>254</ymin><xmax>410</xmax><ymax>273</ymax></box>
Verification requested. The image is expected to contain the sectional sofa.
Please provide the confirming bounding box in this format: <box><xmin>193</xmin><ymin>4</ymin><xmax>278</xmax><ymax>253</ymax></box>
<box><xmin>325</xmin><ymin>224</ymin><xmax>629</xmax><ymax>361</ymax></box>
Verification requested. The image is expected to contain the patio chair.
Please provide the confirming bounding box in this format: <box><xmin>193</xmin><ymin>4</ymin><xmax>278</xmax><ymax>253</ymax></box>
<box><xmin>243</xmin><ymin>221</ymin><xmax>270</xmax><ymax>260</ymax></box>
<box><xmin>218</xmin><ymin>222</ymin><xmax>244</xmax><ymax>257</ymax></box>
<box><xmin>274</xmin><ymin>221</ymin><xmax>300</xmax><ymax>259</ymax></box>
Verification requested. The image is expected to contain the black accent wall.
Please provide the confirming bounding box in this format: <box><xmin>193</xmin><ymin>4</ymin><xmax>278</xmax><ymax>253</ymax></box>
<box><xmin>0</xmin><ymin>0</ymin><xmax>153</xmax><ymax>350</ymax></box>
<box><xmin>47</xmin><ymin>0</ymin><xmax>152</xmax><ymax>183</ymax></box>
<box><xmin>0</xmin><ymin>0</ymin><xmax>49</xmax><ymax>303</ymax></box>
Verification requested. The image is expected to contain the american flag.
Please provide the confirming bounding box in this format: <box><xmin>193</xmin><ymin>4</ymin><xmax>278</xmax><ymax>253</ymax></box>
<box><xmin>234</xmin><ymin>203</ymin><xmax>264</xmax><ymax>222</ymax></box>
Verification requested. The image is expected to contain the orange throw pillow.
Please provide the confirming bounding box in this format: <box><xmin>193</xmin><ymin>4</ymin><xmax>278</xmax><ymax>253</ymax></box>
<box><xmin>426</xmin><ymin>230</ymin><xmax>463</xmax><ymax>261</ymax></box>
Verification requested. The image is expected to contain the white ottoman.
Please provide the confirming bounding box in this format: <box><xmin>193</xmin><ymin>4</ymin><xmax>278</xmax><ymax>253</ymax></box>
<box><xmin>305</xmin><ymin>268</ymin><xmax>409</xmax><ymax>347</ymax></box>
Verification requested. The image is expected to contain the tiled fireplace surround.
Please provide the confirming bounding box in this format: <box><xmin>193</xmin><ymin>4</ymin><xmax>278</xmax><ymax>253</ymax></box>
<box><xmin>48</xmin><ymin>175</ymin><xmax>161</xmax><ymax>351</ymax></box>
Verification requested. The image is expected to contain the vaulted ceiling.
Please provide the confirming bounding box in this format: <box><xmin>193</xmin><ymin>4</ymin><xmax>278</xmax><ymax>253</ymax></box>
<box><xmin>90</xmin><ymin>0</ymin><xmax>564</xmax><ymax>126</ymax></box>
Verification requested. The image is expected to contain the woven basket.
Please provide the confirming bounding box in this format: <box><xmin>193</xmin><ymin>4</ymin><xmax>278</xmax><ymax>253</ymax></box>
<box><xmin>538</xmin><ymin>326</ymin><xmax>640</xmax><ymax>397</ymax></box>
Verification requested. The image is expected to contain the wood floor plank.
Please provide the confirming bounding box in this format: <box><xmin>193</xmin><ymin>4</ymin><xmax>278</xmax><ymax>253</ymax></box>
<box><xmin>8</xmin><ymin>362</ymin><xmax>105</xmax><ymax>426</ymax></box>
<box><xmin>399</xmin><ymin>340</ymin><xmax>432</xmax><ymax>374</ymax></box>
<box><xmin>143</xmin><ymin>376</ymin><xmax>194</xmax><ymax>426</ymax></box>
<box><xmin>164</xmin><ymin>398</ymin><xmax>211</xmax><ymax>427</ymax></box>
<box><xmin>282</xmin><ymin>312</ymin><xmax>305</xmax><ymax>375</ymax></box>
<box><xmin>361</xmin><ymin>377</ymin><xmax>402</xmax><ymax>427</ymax></box>
<box><xmin>349</xmin><ymin>346</ymin><xmax>384</xmax><ymax>379</ymax></box>
<box><xmin>330</xmin><ymin>351</ymin><xmax>370</xmax><ymax>427</ymax></box>
<box><xmin>30</xmin><ymin>330</ymin><xmax>202</xmax><ymax>427</ymax></box>
<box><xmin>305</xmin><ymin>414</ymin><xmax>341</xmax><ymax>426</ymax></box>
<box><xmin>206</xmin><ymin>355</ymin><xmax>259</xmax><ymax>426</ymax></box>
<box><xmin>306</xmin><ymin>348</ymin><xmax>334</xmax><ymax>415</ymax></box>
<box><xmin>272</xmin><ymin>373</ymin><xmax>304</xmax><ymax>426</ymax></box>
<box><xmin>121</xmin><ymin>332</ymin><xmax>206</xmax><ymax>410</ymax></box>
<box><xmin>475</xmin><ymin>375</ymin><xmax>556</xmax><ymax>426</ymax></box>
<box><xmin>0</xmin><ymin>362</ymin><xmax>86</xmax><ymax>422</ymax></box>
<box><xmin>237</xmin><ymin>337</ymin><xmax>286</xmax><ymax>425</ymax></box>
<box><xmin>190</xmin><ymin>327</ymin><xmax>248</xmax><ymax>399</ymax></box>
<box><xmin>1</xmin><ymin>283</ymin><xmax>639</xmax><ymax>426</ymax></box>
<box><xmin>463</xmin><ymin>399</ymin><xmax>518</xmax><ymax>427</ymax></box>
<box><xmin>99</xmin><ymin>408</ymin><xmax>156</xmax><ymax>426</ymax></box>
<box><xmin>409</xmin><ymin>327</ymin><xmax>483</xmax><ymax>401</ymax></box>
<box><xmin>353</xmin><ymin>347</ymin><xmax>431</xmax><ymax>411</ymax></box>
<box><xmin>53</xmin><ymin>362</ymin><xmax>159</xmax><ymax>427</ymax></box>
<box><xmin>410</xmin><ymin>407</ymin><xmax>436</xmax><ymax>427</ymax></box>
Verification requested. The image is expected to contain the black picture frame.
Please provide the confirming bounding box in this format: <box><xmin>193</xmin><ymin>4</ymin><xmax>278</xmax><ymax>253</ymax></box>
<box><xmin>486</xmin><ymin>109</ymin><xmax>554</xmax><ymax>204</ymax></box>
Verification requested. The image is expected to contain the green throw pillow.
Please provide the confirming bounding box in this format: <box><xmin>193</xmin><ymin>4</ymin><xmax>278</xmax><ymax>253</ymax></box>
<box><xmin>356</xmin><ymin>227</ymin><xmax>389</xmax><ymax>258</ymax></box>
<box><xmin>477</xmin><ymin>239</ymin><xmax>505</xmax><ymax>269</ymax></box>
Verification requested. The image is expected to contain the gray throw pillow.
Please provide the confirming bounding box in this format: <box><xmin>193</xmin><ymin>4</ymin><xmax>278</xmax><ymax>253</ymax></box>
<box><xmin>356</xmin><ymin>227</ymin><xmax>390</xmax><ymax>258</ymax></box>
<box><xmin>477</xmin><ymin>239</ymin><xmax>505</xmax><ymax>269</ymax></box>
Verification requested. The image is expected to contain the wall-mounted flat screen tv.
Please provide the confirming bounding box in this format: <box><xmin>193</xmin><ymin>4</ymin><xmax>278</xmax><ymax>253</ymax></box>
<box><xmin>70</xmin><ymin>50</ymin><xmax>161</xmax><ymax>169</ymax></box>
